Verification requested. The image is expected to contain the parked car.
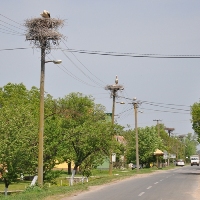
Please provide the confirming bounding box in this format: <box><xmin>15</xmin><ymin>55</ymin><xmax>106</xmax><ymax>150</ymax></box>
<box><xmin>176</xmin><ymin>159</ymin><xmax>185</xmax><ymax>166</ymax></box>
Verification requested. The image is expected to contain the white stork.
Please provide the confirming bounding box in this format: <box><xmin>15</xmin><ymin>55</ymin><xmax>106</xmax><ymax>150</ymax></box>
<box><xmin>115</xmin><ymin>75</ymin><xmax>118</xmax><ymax>84</ymax></box>
<box><xmin>40</xmin><ymin>10</ymin><xmax>50</xmax><ymax>18</ymax></box>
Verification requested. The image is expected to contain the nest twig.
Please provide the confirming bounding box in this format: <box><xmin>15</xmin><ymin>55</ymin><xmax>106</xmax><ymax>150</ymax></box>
<box><xmin>25</xmin><ymin>18</ymin><xmax>65</xmax><ymax>53</ymax></box>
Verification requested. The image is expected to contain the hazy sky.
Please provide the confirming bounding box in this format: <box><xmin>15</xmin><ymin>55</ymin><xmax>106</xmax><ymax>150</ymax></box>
<box><xmin>0</xmin><ymin>1</ymin><xmax>200</xmax><ymax>138</ymax></box>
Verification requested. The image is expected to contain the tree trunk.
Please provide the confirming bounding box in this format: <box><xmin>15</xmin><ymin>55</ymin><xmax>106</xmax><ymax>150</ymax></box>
<box><xmin>74</xmin><ymin>164</ymin><xmax>79</xmax><ymax>172</ymax></box>
<box><xmin>4</xmin><ymin>179</ymin><xmax>9</xmax><ymax>196</ymax></box>
<box><xmin>68</xmin><ymin>162</ymin><xmax>71</xmax><ymax>175</ymax></box>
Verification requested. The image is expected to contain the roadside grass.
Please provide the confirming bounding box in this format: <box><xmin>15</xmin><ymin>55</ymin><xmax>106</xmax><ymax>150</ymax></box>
<box><xmin>0</xmin><ymin>165</ymin><xmax>176</xmax><ymax>200</ymax></box>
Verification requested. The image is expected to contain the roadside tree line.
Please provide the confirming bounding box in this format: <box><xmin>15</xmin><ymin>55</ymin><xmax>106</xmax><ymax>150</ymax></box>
<box><xmin>0</xmin><ymin>83</ymin><xmax>198</xmax><ymax>191</ymax></box>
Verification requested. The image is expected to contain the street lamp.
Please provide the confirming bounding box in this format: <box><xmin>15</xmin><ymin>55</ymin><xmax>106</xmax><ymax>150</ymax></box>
<box><xmin>116</xmin><ymin>101</ymin><xmax>125</xmax><ymax>104</ymax></box>
<box><xmin>45</xmin><ymin>60</ymin><xmax>62</xmax><ymax>64</ymax></box>
<box><xmin>38</xmin><ymin>57</ymin><xmax>62</xmax><ymax>186</ymax></box>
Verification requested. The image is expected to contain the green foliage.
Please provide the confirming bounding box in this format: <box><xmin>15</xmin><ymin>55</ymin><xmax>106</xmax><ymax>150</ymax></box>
<box><xmin>43</xmin><ymin>170</ymin><xmax>62</xmax><ymax>185</ymax></box>
<box><xmin>58</xmin><ymin>93</ymin><xmax>115</xmax><ymax>171</ymax></box>
<box><xmin>0</xmin><ymin>83</ymin><xmax>39</xmax><ymax>188</ymax></box>
<box><xmin>0</xmin><ymin>85</ymin><xmax>120</xmax><ymax>188</ymax></box>
<box><xmin>124</xmin><ymin>126</ymin><xmax>164</xmax><ymax>166</ymax></box>
<box><xmin>0</xmin><ymin>83</ymin><xmax>67</xmax><ymax>188</ymax></box>
<box><xmin>191</xmin><ymin>102</ymin><xmax>200</xmax><ymax>142</ymax></box>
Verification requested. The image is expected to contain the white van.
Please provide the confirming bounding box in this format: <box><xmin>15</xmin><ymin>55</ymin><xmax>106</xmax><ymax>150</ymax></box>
<box><xmin>190</xmin><ymin>155</ymin><xmax>200</xmax><ymax>166</ymax></box>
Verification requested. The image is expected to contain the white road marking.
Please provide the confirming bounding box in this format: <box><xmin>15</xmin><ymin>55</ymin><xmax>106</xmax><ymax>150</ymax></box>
<box><xmin>154</xmin><ymin>182</ymin><xmax>159</xmax><ymax>184</ymax></box>
<box><xmin>138</xmin><ymin>192</ymin><xmax>145</xmax><ymax>196</ymax></box>
<box><xmin>160</xmin><ymin>179</ymin><xmax>163</xmax><ymax>181</ymax></box>
<box><xmin>147</xmin><ymin>186</ymin><xmax>152</xmax><ymax>189</ymax></box>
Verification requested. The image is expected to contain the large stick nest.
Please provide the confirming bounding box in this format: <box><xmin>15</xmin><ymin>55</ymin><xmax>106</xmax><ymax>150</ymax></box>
<box><xmin>25</xmin><ymin>18</ymin><xmax>65</xmax><ymax>52</ymax></box>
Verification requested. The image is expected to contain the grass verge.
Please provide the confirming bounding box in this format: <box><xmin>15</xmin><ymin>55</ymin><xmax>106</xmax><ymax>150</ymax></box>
<box><xmin>0</xmin><ymin>165</ymin><xmax>176</xmax><ymax>200</ymax></box>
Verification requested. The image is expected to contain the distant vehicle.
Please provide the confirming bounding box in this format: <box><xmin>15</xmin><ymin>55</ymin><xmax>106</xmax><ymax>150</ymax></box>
<box><xmin>190</xmin><ymin>155</ymin><xmax>200</xmax><ymax>166</ymax></box>
<box><xmin>131</xmin><ymin>164</ymin><xmax>142</xmax><ymax>170</ymax></box>
<box><xmin>176</xmin><ymin>159</ymin><xmax>185</xmax><ymax>167</ymax></box>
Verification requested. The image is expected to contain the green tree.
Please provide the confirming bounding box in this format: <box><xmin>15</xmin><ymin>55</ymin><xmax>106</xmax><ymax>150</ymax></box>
<box><xmin>184</xmin><ymin>133</ymin><xmax>198</xmax><ymax>158</ymax></box>
<box><xmin>191</xmin><ymin>102</ymin><xmax>200</xmax><ymax>142</ymax></box>
<box><xmin>0</xmin><ymin>83</ymin><xmax>66</xmax><ymax>191</ymax></box>
<box><xmin>124</xmin><ymin>126</ymin><xmax>164</xmax><ymax>167</ymax></box>
<box><xmin>0</xmin><ymin>83</ymin><xmax>39</xmax><ymax>194</ymax></box>
<box><xmin>58</xmin><ymin>93</ymin><xmax>115</xmax><ymax>174</ymax></box>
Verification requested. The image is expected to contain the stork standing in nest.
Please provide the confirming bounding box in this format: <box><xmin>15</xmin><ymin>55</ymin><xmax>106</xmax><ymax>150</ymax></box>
<box><xmin>115</xmin><ymin>75</ymin><xmax>118</xmax><ymax>85</ymax></box>
<box><xmin>40</xmin><ymin>10</ymin><xmax>50</xmax><ymax>18</ymax></box>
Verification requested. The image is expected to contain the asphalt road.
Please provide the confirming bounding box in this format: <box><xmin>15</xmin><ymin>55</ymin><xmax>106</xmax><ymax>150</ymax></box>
<box><xmin>64</xmin><ymin>166</ymin><xmax>200</xmax><ymax>200</ymax></box>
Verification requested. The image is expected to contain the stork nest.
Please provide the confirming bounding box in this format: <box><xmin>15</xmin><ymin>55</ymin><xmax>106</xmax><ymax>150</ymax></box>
<box><xmin>25</xmin><ymin>18</ymin><xmax>65</xmax><ymax>53</ymax></box>
<box><xmin>105</xmin><ymin>85</ymin><xmax>124</xmax><ymax>90</ymax></box>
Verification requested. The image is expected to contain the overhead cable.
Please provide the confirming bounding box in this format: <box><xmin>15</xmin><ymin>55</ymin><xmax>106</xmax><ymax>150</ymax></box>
<box><xmin>61</xmin><ymin>48</ymin><xmax>200</xmax><ymax>59</ymax></box>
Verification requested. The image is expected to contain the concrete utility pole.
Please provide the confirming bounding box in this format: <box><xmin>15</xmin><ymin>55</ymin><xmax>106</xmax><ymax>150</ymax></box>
<box><xmin>105</xmin><ymin>75</ymin><xmax>124</xmax><ymax>175</ymax></box>
<box><xmin>25</xmin><ymin>14</ymin><xmax>64</xmax><ymax>186</ymax></box>
<box><xmin>38</xmin><ymin>46</ymin><xmax>45</xmax><ymax>185</ymax></box>
<box><xmin>164</xmin><ymin>127</ymin><xmax>175</xmax><ymax>166</ymax></box>
<box><xmin>153</xmin><ymin>119</ymin><xmax>162</xmax><ymax>137</ymax></box>
<box><xmin>130</xmin><ymin>98</ymin><xmax>141</xmax><ymax>172</ymax></box>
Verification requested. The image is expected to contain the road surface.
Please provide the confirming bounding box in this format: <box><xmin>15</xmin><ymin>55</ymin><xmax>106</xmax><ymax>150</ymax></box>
<box><xmin>63</xmin><ymin>166</ymin><xmax>200</xmax><ymax>200</ymax></box>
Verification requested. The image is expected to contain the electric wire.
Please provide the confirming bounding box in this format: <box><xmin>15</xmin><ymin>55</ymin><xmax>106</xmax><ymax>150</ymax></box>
<box><xmin>140</xmin><ymin>107</ymin><xmax>190</xmax><ymax>114</ymax></box>
<box><xmin>141</xmin><ymin>100</ymin><xmax>190</xmax><ymax>108</ymax></box>
<box><xmin>60</xmin><ymin>49</ymin><xmax>104</xmax><ymax>88</ymax></box>
<box><xmin>0</xmin><ymin>19</ymin><xmax>25</xmax><ymax>32</ymax></box>
<box><xmin>0</xmin><ymin>13</ymin><xmax>24</xmax><ymax>27</ymax></box>
<box><xmin>61</xmin><ymin>39</ymin><xmax>107</xmax><ymax>85</ymax></box>
<box><xmin>1</xmin><ymin>46</ymin><xmax>200</xmax><ymax>60</ymax></box>
<box><xmin>48</xmin><ymin>54</ymin><xmax>102</xmax><ymax>88</ymax></box>
<box><xmin>118</xmin><ymin>95</ymin><xmax>191</xmax><ymax>108</ymax></box>
<box><xmin>0</xmin><ymin>30</ymin><xmax>23</xmax><ymax>36</ymax></box>
<box><xmin>61</xmin><ymin>48</ymin><xmax>200</xmax><ymax>59</ymax></box>
<box><xmin>0</xmin><ymin>23</ymin><xmax>24</xmax><ymax>35</ymax></box>
<box><xmin>142</xmin><ymin>102</ymin><xmax>190</xmax><ymax>112</ymax></box>
<box><xmin>0</xmin><ymin>47</ymin><xmax>31</xmax><ymax>52</ymax></box>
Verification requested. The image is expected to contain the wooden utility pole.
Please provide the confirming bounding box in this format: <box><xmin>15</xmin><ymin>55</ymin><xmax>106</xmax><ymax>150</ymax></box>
<box><xmin>153</xmin><ymin>119</ymin><xmax>162</xmax><ymax>137</ymax></box>
<box><xmin>105</xmin><ymin>76</ymin><xmax>124</xmax><ymax>175</ymax></box>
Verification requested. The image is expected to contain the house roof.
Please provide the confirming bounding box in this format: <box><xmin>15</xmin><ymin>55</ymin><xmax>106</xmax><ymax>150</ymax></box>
<box><xmin>114</xmin><ymin>135</ymin><xmax>126</xmax><ymax>145</ymax></box>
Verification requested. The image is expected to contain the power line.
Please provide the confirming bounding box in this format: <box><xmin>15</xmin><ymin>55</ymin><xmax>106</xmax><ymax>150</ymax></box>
<box><xmin>0</xmin><ymin>19</ymin><xmax>25</xmax><ymax>31</ymax></box>
<box><xmin>61</xmin><ymin>39</ymin><xmax>107</xmax><ymax>85</ymax></box>
<box><xmin>0</xmin><ymin>13</ymin><xmax>24</xmax><ymax>27</ymax></box>
<box><xmin>48</xmin><ymin>54</ymin><xmax>102</xmax><ymax>88</ymax></box>
<box><xmin>0</xmin><ymin>30</ymin><xmax>23</xmax><ymax>36</ymax></box>
<box><xmin>0</xmin><ymin>47</ymin><xmax>30</xmax><ymax>51</ymax></box>
<box><xmin>61</xmin><ymin>48</ymin><xmax>200</xmax><ymax>59</ymax></box>
<box><xmin>0</xmin><ymin>24</ymin><xmax>24</xmax><ymax>35</ymax></box>
<box><xmin>118</xmin><ymin>96</ymin><xmax>191</xmax><ymax>108</ymax></box>
<box><xmin>60</xmin><ymin>49</ymin><xmax>104</xmax><ymax>88</ymax></box>
<box><xmin>1</xmin><ymin>46</ymin><xmax>200</xmax><ymax>59</ymax></box>
<box><xmin>140</xmin><ymin>107</ymin><xmax>190</xmax><ymax>114</ymax></box>
<box><xmin>142</xmin><ymin>102</ymin><xmax>190</xmax><ymax>112</ymax></box>
<box><xmin>141</xmin><ymin>100</ymin><xmax>190</xmax><ymax>108</ymax></box>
